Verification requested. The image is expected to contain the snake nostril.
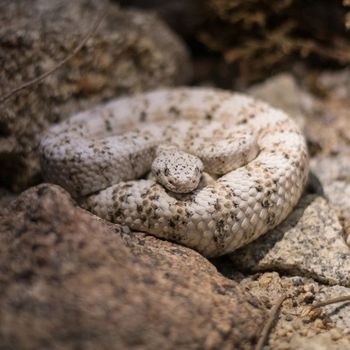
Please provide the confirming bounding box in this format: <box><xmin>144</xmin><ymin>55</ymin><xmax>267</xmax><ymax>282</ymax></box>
<box><xmin>164</xmin><ymin>167</ymin><xmax>170</xmax><ymax>176</ymax></box>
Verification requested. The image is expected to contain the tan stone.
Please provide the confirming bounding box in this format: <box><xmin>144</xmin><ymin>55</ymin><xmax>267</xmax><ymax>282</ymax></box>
<box><xmin>0</xmin><ymin>184</ymin><xmax>266</xmax><ymax>350</ymax></box>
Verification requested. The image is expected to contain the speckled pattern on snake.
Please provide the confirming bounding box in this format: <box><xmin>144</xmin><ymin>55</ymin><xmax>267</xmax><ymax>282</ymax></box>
<box><xmin>40</xmin><ymin>88</ymin><xmax>309</xmax><ymax>257</ymax></box>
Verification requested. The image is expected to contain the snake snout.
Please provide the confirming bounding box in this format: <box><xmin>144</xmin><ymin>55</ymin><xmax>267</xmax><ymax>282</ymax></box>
<box><xmin>151</xmin><ymin>146</ymin><xmax>204</xmax><ymax>193</ymax></box>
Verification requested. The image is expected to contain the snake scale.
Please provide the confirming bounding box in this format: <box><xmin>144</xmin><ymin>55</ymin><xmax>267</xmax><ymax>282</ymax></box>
<box><xmin>40</xmin><ymin>88</ymin><xmax>309</xmax><ymax>257</ymax></box>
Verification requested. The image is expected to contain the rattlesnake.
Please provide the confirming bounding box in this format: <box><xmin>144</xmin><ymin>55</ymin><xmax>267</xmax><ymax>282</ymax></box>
<box><xmin>40</xmin><ymin>87</ymin><xmax>309</xmax><ymax>257</ymax></box>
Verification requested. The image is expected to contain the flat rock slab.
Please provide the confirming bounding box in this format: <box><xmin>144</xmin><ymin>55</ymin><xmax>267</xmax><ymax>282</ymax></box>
<box><xmin>229</xmin><ymin>195</ymin><xmax>350</xmax><ymax>286</ymax></box>
<box><xmin>0</xmin><ymin>184</ymin><xmax>266</xmax><ymax>350</ymax></box>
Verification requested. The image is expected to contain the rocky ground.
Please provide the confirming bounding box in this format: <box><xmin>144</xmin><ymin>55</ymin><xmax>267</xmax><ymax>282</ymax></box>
<box><xmin>1</xmin><ymin>1</ymin><xmax>350</xmax><ymax>350</ymax></box>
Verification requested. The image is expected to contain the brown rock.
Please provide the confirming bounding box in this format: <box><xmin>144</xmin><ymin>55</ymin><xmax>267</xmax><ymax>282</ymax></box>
<box><xmin>0</xmin><ymin>184</ymin><xmax>266</xmax><ymax>350</ymax></box>
<box><xmin>0</xmin><ymin>0</ymin><xmax>191</xmax><ymax>191</ymax></box>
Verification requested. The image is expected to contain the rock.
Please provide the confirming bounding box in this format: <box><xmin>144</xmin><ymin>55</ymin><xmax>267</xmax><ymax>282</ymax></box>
<box><xmin>229</xmin><ymin>195</ymin><xmax>350</xmax><ymax>287</ymax></box>
<box><xmin>247</xmin><ymin>73</ymin><xmax>307</xmax><ymax>129</ymax></box>
<box><xmin>118</xmin><ymin>0</ymin><xmax>205</xmax><ymax>37</ymax></box>
<box><xmin>311</xmin><ymin>154</ymin><xmax>350</xmax><ymax>245</ymax></box>
<box><xmin>316</xmin><ymin>68</ymin><xmax>350</xmax><ymax>100</ymax></box>
<box><xmin>247</xmin><ymin>73</ymin><xmax>350</xmax><ymax>157</ymax></box>
<box><xmin>301</xmin><ymin>69</ymin><xmax>350</xmax><ymax>156</ymax></box>
<box><xmin>304</xmin><ymin>98</ymin><xmax>350</xmax><ymax>156</ymax></box>
<box><xmin>290</xmin><ymin>333</ymin><xmax>350</xmax><ymax>350</ymax></box>
<box><xmin>0</xmin><ymin>184</ymin><xmax>266</xmax><ymax>350</ymax></box>
<box><xmin>220</xmin><ymin>272</ymin><xmax>350</xmax><ymax>350</ymax></box>
<box><xmin>0</xmin><ymin>188</ymin><xmax>16</xmax><ymax>216</ymax></box>
<box><xmin>0</xmin><ymin>0</ymin><xmax>191</xmax><ymax>191</ymax></box>
<box><xmin>313</xmin><ymin>284</ymin><xmax>350</xmax><ymax>332</ymax></box>
<box><xmin>309</xmin><ymin>69</ymin><xmax>350</xmax><ymax>155</ymax></box>
<box><xmin>311</xmin><ymin>154</ymin><xmax>350</xmax><ymax>185</ymax></box>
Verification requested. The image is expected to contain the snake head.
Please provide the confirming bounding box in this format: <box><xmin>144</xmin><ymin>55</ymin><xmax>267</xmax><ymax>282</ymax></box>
<box><xmin>151</xmin><ymin>145</ymin><xmax>204</xmax><ymax>193</ymax></box>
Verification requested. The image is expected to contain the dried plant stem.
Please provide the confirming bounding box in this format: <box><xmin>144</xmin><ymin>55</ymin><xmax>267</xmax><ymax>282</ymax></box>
<box><xmin>311</xmin><ymin>295</ymin><xmax>350</xmax><ymax>309</ymax></box>
<box><xmin>255</xmin><ymin>295</ymin><xmax>286</xmax><ymax>350</ymax></box>
<box><xmin>0</xmin><ymin>8</ymin><xmax>107</xmax><ymax>105</ymax></box>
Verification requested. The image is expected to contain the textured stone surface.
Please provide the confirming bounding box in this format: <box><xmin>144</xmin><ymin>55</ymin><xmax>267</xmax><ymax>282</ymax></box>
<box><xmin>290</xmin><ymin>333</ymin><xmax>350</xmax><ymax>350</ymax></box>
<box><xmin>316</xmin><ymin>68</ymin><xmax>350</xmax><ymax>100</ymax></box>
<box><xmin>0</xmin><ymin>184</ymin><xmax>266</xmax><ymax>350</ymax></box>
<box><xmin>311</xmin><ymin>154</ymin><xmax>350</xmax><ymax>244</ymax></box>
<box><xmin>314</xmin><ymin>284</ymin><xmax>350</xmax><ymax>332</ymax></box>
<box><xmin>214</xmin><ymin>272</ymin><xmax>350</xmax><ymax>350</ymax></box>
<box><xmin>247</xmin><ymin>72</ymin><xmax>350</xmax><ymax>157</ymax></box>
<box><xmin>247</xmin><ymin>73</ymin><xmax>307</xmax><ymax>129</ymax></box>
<box><xmin>304</xmin><ymin>98</ymin><xmax>350</xmax><ymax>156</ymax></box>
<box><xmin>0</xmin><ymin>0</ymin><xmax>191</xmax><ymax>191</ymax></box>
<box><xmin>302</xmin><ymin>69</ymin><xmax>350</xmax><ymax>156</ymax></box>
<box><xmin>229</xmin><ymin>195</ymin><xmax>350</xmax><ymax>286</ymax></box>
<box><xmin>0</xmin><ymin>188</ymin><xmax>16</xmax><ymax>216</ymax></box>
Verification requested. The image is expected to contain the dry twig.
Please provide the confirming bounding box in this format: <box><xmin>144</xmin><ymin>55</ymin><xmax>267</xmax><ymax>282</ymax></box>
<box><xmin>0</xmin><ymin>7</ymin><xmax>107</xmax><ymax>105</ymax></box>
<box><xmin>311</xmin><ymin>295</ymin><xmax>350</xmax><ymax>309</ymax></box>
<box><xmin>255</xmin><ymin>295</ymin><xmax>287</xmax><ymax>350</ymax></box>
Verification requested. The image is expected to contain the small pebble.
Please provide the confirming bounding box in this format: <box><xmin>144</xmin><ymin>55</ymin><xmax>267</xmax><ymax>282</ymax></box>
<box><xmin>291</xmin><ymin>276</ymin><xmax>304</xmax><ymax>286</ymax></box>
<box><xmin>330</xmin><ymin>328</ymin><xmax>342</xmax><ymax>341</ymax></box>
<box><xmin>303</xmin><ymin>292</ymin><xmax>315</xmax><ymax>304</ymax></box>
<box><xmin>285</xmin><ymin>314</ymin><xmax>293</xmax><ymax>321</ymax></box>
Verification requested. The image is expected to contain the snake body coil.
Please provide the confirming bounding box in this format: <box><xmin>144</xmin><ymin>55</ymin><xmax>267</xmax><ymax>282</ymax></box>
<box><xmin>40</xmin><ymin>88</ymin><xmax>309</xmax><ymax>257</ymax></box>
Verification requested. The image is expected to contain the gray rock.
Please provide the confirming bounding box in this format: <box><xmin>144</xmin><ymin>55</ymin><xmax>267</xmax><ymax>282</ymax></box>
<box><xmin>311</xmin><ymin>154</ymin><xmax>350</xmax><ymax>185</ymax></box>
<box><xmin>247</xmin><ymin>73</ymin><xmax>308</xmax><ymax>129</ymax></box>
<box><xmin>229</xmin><ymin>195</ymin><xmax>350</xmax><ymax>286</ymax></box>
<box><xmin>247</xmin><ymin>73</ymin><xmax>350</xmax><ymax>157</ymax></box>
<box><xmin>314</xmin><ymin>284</ymin><xmax>350</xmax><ymax>331</ymax></box>
<box><xmin>0</xmin><ymin>184</ymin><xmax>266</xmax><ymax>350</ymax></box>
<box><xmin>317</xmin><ymin>69</ymin><xmax>350</xmax><ymax>100</ymax></box>
<box><xmin>0</xmin><ymin>0</ymin><xmax>191</xmax><ymax>191</ymax></box>
<box><xmin>311</xmin><ymin>154</ymin><xmax>350</xmax><ymax>245</ymax></box>
<box><xmin>306</xmin><ymin>100</ymin><xmax>350</xmax><ymax>156</ymax></box>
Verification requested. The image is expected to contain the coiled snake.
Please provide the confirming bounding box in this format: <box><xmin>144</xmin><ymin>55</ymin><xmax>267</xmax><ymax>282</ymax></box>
<box><xmin>40</xmin><ymin>88</ymin><xmax>309</xmax><ymax>257</ymax></box>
